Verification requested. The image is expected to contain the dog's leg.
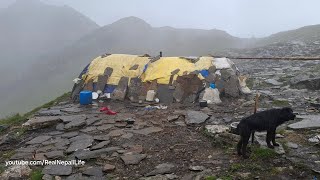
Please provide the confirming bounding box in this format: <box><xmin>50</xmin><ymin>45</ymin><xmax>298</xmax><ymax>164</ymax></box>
<box><xmin>251</xmin><ymin>131</ymin><xmax>255</xmax><ymax>143</ymax></box>
<box><xmin>266</xmin><ymin>131</ymin><xmax>274</xmax><ymax>149</ymax></box>
<box><xmin>271</xmin><ymin>129</ymin><xmax>279</xmax><ymax>146</ymax></box>
<box><xmin>237</xmin><ymin>137</ymin><xmax>243</xmax><ymax>156</ymax></box>
<box><xmin>242</xmin><ymin>135</ymin><xmax>250</xmax><ymax>159</ymax></box>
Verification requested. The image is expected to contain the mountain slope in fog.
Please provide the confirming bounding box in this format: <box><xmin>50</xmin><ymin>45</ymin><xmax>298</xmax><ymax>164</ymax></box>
<box><xmin>0</xmin><ymin>0</ymin><xmax>99</xmax><ymax>118</ymax></box>
<box><xmin>256</xmin><ymin>24</ymin><xmax>320</xmax><ymax>47</ymax></box>
<box><xmin>0</xmin><ymin>0</ymin><xmax>98</xmax><ymax>61</ymax></box>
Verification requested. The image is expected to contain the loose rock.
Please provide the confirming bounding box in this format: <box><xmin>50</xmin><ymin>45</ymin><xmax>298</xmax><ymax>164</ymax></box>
<box><xmin>82</xmin><ymin>166</ymin><xmax>103</xmax><ymax>177</ymax></box>
<box><xmin>42</xmin><ymin>165</ymin><xmax>72</xmax><ymax>176</ymax></box>
<box><xmin>185</xmin><ymin>110</ymin><xmax>209</xmax><ymax>124</ymax></box>
<box><xmin>121</xmin><ymin>154</ymin><xmax>147</xmax><ymax>165</ymax></box>
<box><xmin>145</xmin><ymin>163</ymin><xmax>175</xmax><ymax>176</ymax></box>
<box><xmin>103</xmin><ymin>164</ymin><xmax>116</xmax><ymax>172</ymax></box>
<box><xmin>26</xmin><ymin>135</ymin><xmax>52</xmax><ymax>145</ymax></box>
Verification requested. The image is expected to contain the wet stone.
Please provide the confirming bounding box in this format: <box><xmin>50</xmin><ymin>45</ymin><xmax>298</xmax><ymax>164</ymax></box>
<box><xmin>10</xmin><ymin>153</ymin><xmax>33</xmax><ymax>160</ymax></box>
<box><xmin>91</xmin><ymin>141</ymin><xmax>110</xmax><ymax>150</ymax></box>
<box><xmin>93</xmin><ymin>135</ymin><xmax>110</xmax><ymax>141</ymax></box>
<box><xmin>185</xmin><ymin>110</ymin><xmax>209</xmax><ymax>124</ymax></box>
<box><xmin>103</xmin><ymin>164</ymin><xmax>116</xmax><ymax>172</ymax></box>
<box><xmin>121</xmin><ymin>154</ymin><xmax>147</xmax><ymax>165</ymax></box>
<box><xmin>286</xmin><ymin>142</ymin><xmax>298</xmax><ymax>149</ymax></box>
<box><xmin>189</xmin><ymin>165</ymin><xmax>205</xmax><ymax>171</ymax></box>
<box><xmin>23</xmin><ymin>116</ymin><xmax>62</xmax><ymax>128</ymax></box>
<box><xmin>115</xmin><ymin>123</ymin><xmax>127</xmax><ymax>128</ymax></box>
<box><xmin>66</xmin><ymin>137</ymin><xmax>94</xmax><ymax>153</ymax></box>
<box><xmin>75</xmin><ymin>147</ymin><xmax>121</xmax><ymax>160</ymax></box>
<box><xmin>26</xmin><ymin>135</ymin><xmax>52</xmax><ymax>145</ymax></box>
<box><xmin>36</xmin><ymin>145</ymin><xmax>55</xmax><ymax>153</ymax></box>
<box><xmin>82</xmin><ymin>166</ymin><xmax>103</xmax><ymax>177</ymax></box>
<box><xmin>97</xmin><ymin>124</ymin><xmax>114</xmax><ymax>131</ymax></box>
<box><xmin>107</xmin><ymin>129</ymin><xmax>125</xmax><ymax>137</ymax></box>
<box><xmin>145</xmin><ymin>163</ymin><xmax>175</xmax><ymax>176</ymax></box>
<box><xmin>80</xmin><ymin>126</ymin><xmax>97</xmax><ymax>133</ymax></box>
<box><xmin>38</xmin><ymin>109</ymin><xmax>62</xmax><ymax>116</ymax></box>
<box><xmin>61</xmin><ymin>107</ymin><xmax>83</xmax><ymax>113</ymax></box>
<box><xmin>265</xmin><ymin>79</ymin><xmax>283</xmax><ymax>86</ymax></box>
<box><xmin>42</xmin><ymin>165</ymin><xmax>72</xmax><ymax>176</ymax></box>
<box><xmin>86</xmin><ymin>117</ymin><xmax>101</xmax><ymax>126</ymax></box>
<box><xmin>16</xmin><ymin>147</ymin><xmax>37</xmax><ymax>153</ymax></box>
<box><xmin>42</xmin><ymin>174</ymin><xmax>53</xmax><ymax>180</ymax></box>
<box><xmin>121</xmin><ymin>133</ymin><xmax>134</xmax><ymax>139</ymax></box>
<box><xmin>55</xmin><ymin>123</ymin><xmax>65</xmax><ymax>131</ymax></box>
<box><xmin>64</xmin><ymin>118</ymin><xmax>86</xmax><ymax>130</ymax></box>
<box><xmin>167</xmin><ymin>115</ymin><xmax>179</xmax><ymax>122</ymax></box>
<box><xmin>140</xmin><ymin>175</ymin><xmax>168</xmax><ymax>180</ymax></box>
<box><xmin>42</xmin><ymin>137</ymin><xmax>64</xmax><ymax>146</ymax></box>
<box><xmin>65</xmin><ymin>173</ymin><xmax>83</xmax><ymax>180</ymax></box>
<box><xmin>45</xmin><ymin>151</ymin><xmax>64</xmax><ymax>159</ymax></box>
<box><xmin>60</xmin><ymin>131</ymin><xmax>79</xmax><ymax>138</ymax></box>
<box><xmin>175</xmin><ymin>121</ymin><xmax>186</xmax><ymax>126</ymax></box>
<box><xmin>288</xmin><ymin>115</ymin><xmax>320</xmax><ymax>129</ymax></box>
<box><xmin>123</xmin><ymin>144</ymin><xmax>143</xmax><ymax>154</ymax></box>
<box><xmin>60</xmin><ymin>115</ymin><xmax>86</xmax><ymax>123</ymax></box>
<box><xmin>34</xmin><ymin>153</ymin><xmax>46</xmax><ymax>161</ymax></box>
<box><xmin>69</xmin><ymin>134</ymin><xmax>93</xmax><ymax>142</ymax></box>
<box><xmin>47</xmin><ymin>131</ymin><xmax>64</xmax><ymax>136</ymax></box>
<box><xmin>128</xmin><ymin>127</ymin><xmax>163</xmax><ymax>135</ymax></box>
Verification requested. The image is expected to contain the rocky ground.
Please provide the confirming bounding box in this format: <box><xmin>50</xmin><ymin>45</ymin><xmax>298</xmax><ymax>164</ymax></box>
<box><xmin>0</xmin><ymin>59</ymin><xmax>320</xmax><ymax>180</ymax></box>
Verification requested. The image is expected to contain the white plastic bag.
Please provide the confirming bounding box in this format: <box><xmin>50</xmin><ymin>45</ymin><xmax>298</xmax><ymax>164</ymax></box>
<box><xmin>238</xmin><ymin>76</ymin><xmax>251</xmax><ymax>94</ymax></box>
<box><xmin>202</xmin><ymin>88</ymin><xmax>222</xmax><ymax>104</ymax></box>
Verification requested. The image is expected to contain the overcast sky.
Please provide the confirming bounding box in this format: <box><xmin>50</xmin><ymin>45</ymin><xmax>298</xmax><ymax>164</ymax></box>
<box><xmin>4</xmin><ymin>0</ymin><xmax>320</xmax><ymax>38</ymax></box>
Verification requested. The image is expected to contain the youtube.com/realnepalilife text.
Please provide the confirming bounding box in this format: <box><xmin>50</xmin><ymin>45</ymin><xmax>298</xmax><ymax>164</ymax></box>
<box><xmin>5</xmin><ymin>159</ymin><xmax>85</xmax><ymax>167</ymax></box>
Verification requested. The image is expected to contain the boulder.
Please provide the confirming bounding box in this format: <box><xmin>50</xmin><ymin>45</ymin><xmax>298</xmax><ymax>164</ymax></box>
<box><xmin>288</xmin><ymin>115</ymin><xmax>320</xmax><ymax>129</ymax></box>
<box><xmin>112</xmin><ymin>77</ymin><xmax>129</xmax><ymax>100</ymax></box>
<box><xmin>0</xmin><ymin>165</ymin><xmax>31</xmax><ymax>180</ymax></box>
<box><xmin>185</xmin><ymin>111</ymin><xmax>209</xmax><ymax>124</ymax></box>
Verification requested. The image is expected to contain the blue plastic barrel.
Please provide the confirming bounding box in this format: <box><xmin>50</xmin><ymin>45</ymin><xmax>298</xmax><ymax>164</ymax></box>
<box><xmin>210</xmin><ymin>83</ymin><xmax>216</xmax><ymax>89</ymax></box>
<box><xmin>79</xmin><ymin>91</ymin><xmax>92</xmax><ymax>105</ymax></box>
<box><xmin>200</xmin><ymin>70</ymin><xmax>209</xmax><ymax>78</ymax></box>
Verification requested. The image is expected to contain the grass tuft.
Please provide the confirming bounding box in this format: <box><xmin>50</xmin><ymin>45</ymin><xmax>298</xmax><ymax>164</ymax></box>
<box><xmin>272</xmin><ymin>100</ymin><xmax>290</xmax><ymax>107</ymax></box>
<box><xmin>0</xmin><ymin>92</ymin><xmax>70</xmax><ymax>126</ymax></box>
<box><xmin>30</xmin><ymin>169</ymin><xmax>43</xmax><ymax>180</ymax></box>
<box><xmin>251</xmin><ymin>147</ymin><xmax>277</xmax><ymax>160</ymax></box>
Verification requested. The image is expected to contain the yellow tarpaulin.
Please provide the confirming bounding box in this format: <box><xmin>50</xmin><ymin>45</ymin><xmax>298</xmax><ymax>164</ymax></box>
<box><xmin>84</xmin><ymin>54</ymin><xmax>150</xmax><ymax>85</ymax></box>
<box><xmin>195</xmin><ymin>56</ymin><xmax>214</xmax><ymax>70</ymax></box>
<box><xmin>142</xmin><ymin>56</ymin><xmax>214</xmax><ymax>84</ymax></box>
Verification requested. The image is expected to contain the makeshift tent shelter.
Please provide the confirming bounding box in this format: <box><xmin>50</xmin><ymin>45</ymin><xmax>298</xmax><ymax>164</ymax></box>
<box><xmin>71</xmin><ymin>53</ymin><xmax>251</xmax><ymax>103</ymax></box>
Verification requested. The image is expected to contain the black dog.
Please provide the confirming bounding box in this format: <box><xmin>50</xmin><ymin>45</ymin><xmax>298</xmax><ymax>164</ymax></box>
<box><xmin>236</xmin><ymin>107</ymin><xmax>296</xmax><ymax>158</ymax></box>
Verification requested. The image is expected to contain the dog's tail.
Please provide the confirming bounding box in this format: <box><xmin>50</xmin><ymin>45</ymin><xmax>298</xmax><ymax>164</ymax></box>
<box><xmin>251</xmin><ymin>93</ymin><xmax>260</xmax><ymax>143</ymax></box>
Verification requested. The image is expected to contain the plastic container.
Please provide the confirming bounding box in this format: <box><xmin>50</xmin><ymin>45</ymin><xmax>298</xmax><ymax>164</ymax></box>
<box><xmin>146</xmin><ymin>90</ymin><xmax>156</xmax><ymax>102</ymax></box>
<box><xmin>209</xmin><ymin>83</ymin><xmax>216</xmax><ymax>89</ymax></box>
<box><xmin>199</xmin><ymin>100</ymin><xmax>208</xmax><ymax>107</ymax></box>
<box><xmin>80</xmin><ymin>91</ymin><xmax>92</xmax><ymax>105</ymax></box>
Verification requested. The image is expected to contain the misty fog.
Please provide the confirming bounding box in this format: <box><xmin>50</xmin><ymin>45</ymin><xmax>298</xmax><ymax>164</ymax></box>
<box><xmin>1</xmin><ymin>0</ymin><xmax>320</xmax><ymax>118</ymax></box>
